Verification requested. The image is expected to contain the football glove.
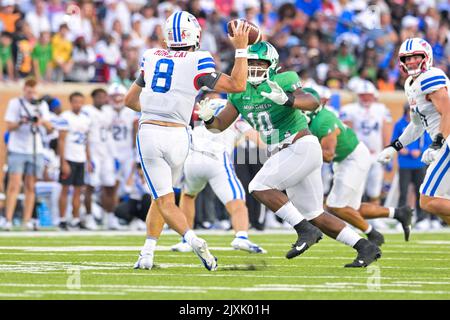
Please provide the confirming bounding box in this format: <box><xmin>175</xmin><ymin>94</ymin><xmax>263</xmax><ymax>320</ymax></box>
<box><xmin>421</xmin><ymin>148</ymin><xmax>439</xmax><ymax>165</ymax></box>
<box><xmin>195</xmin><ymin>98</ymin><xmax>214</xmax><ymax>122</ymax></box>
<box><xmin>261</xmin><ymin>80</ymin><xmax>290</xmax><ymax>105</ymax></box>
<box><xmin>377</xmin><ymin>146</ymin><xmax>397</xmax><ymax>164</ymax></box>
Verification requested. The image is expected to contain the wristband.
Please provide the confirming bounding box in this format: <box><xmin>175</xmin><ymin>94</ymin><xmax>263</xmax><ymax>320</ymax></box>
<box><xmin>283</xmin><ymin>92</ymin><xmax>295</xmax><ymax>108</ymax></box>
<box><xmin>204</xmin><ymin>116</ymin><xmax>215</xmax><ymax>125</ymax></box>
<box><xmin>235</xmin><ymin>49</ymin><xmax>247</xmax><ymax>58</ymax></box>
<box><xmin>389</xmin><ymin>139</ymin><xmax>403</xmax><ymax>151</ymax></box>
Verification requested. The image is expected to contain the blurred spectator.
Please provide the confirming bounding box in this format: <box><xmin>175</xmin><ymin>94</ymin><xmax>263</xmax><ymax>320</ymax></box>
<box><xmin>25</xmin><ymin>0</ymin><xmax>50</xmax><ymax>39</ymax></box>
<box><xmin>139</xmin><ymin>4</ymin><xmax>159</xmax><ymax>40</ymax></box>
<box><xmin>104</xmin><ymin>0</ymin><xmax>131</xmax><ymax>35</ymax></box>
<box><xmin>51</xmin><ymin>23</ymin><xmax>73</xmax><ymax>81</ymax></box>
<box><xmin>94</xmin><ymin>34</ymin><xmax>121</xmax><ymax>82</ymax></box>
<box><xmin>0</xmin><ymin>0</ymin><xmax>21</xmax><ymax>33</ymax></box>
<box><xmin>0</xmin><ymin>31</ymin><xmax>14</xmax><ymax>81</ymax></box>
<box><xmin>32</xmin><ymin>31</ymin><xmax>52</xmax><ymax>82</ymax></box>
<box><xmin>336</xmin><ymin>41</ymin><xmax>357</xmax><ymax>78</ymax></box>
<box><xmin>12</xmin><ymin>20</ymin><xmax>34</xmax><ymax>79</ymax></box>
<box><xmin>67</xmin><ymin>36</ymin><xmax>96</xmax><ymax>82</ymax></box>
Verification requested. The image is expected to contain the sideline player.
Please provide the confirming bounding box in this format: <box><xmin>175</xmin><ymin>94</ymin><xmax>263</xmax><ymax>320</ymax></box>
<box><xmin>108</xmin><ymin>84</ymin><xmax>139</xmax><ymax>200</ymax></box>
<box><xmin>58</xmin><ymin>92</ymin><xmax>91</xmax><ymax>230</ymax></box>
<box><xmin>303</xmin><ymin>96</ymin><xmax>413</xmax><ymax>246</ymax></box>
<box><xmin>197</xmin><ymin>41</ymin><xmax>381</xmax><ymax>267</ymax></box>
<box><xmin>341</xmin><ymin>80</ymin><xmax>392</xmax><ymax>204</ymax></box>
<box><xmin>82</xmin><ymin>88</ymin><xmax>119</xmax><ymax>230</ymax></box>
<box><xmin>171</xmin><ymin>95</ymin><xmax>266</xmax><ymax>253</ymax></box>
<box><xmin>125</xmin><ymin>12</ymin><xmax>256</xmax><ymax>271</ymax></box>
<box><xmin>378</xmin><ymin>38</ymin><xmax>450</xmax><ymax>224</ymax></box>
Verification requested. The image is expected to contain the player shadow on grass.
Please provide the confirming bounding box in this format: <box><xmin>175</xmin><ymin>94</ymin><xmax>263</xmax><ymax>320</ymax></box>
<box><xmin>151</xmin><ymin>260</ymin><xmax>269</xmax><ymax>271</ymax></box>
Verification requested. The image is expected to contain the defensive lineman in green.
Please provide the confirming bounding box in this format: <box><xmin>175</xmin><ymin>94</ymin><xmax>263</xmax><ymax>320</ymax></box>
<box><xmin>197</xmin><ymin>41</ymin><xmax>381</xmax><ymax>267</ymax></box>
<box><xmin>305</xmin><ymin>99</ymin><xmax>413</xmax><ymax>246</ymax></box>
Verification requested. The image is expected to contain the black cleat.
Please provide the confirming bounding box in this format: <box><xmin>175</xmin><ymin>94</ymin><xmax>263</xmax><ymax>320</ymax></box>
<box><xmin>394</xmin><ymin>206</ymin><xmax>413</xmax><ymax>241</ymax></box>
<box><xmin>58</xmin><ymin>221</ymin><xmax>68</xmax><ymax>231</ymax></box>
<box><xmin>367</xmin><ymin>228</ymin><xmax>385</xmax><ymax>247</ymax></box>
<box><xmin>345</xmin><ymin>239</ymin><xmax>382</xmax><ymax>268</ymax></box>
<box><xmin>286</xmin><ymin>220</ymin><xmax>323</xmax><ymax>259</ymax></box>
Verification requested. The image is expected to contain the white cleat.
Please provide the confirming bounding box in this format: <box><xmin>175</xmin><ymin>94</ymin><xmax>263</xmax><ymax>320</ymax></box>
<box><xmin>2</xmin><ymin>221</ymin><xmax>12</xmax><ymax>231</ymax></box>
<box><xmin>430</xmin><ymin>220</ymin><xmax>443</xmax><ymax>230</ymax></box>
<box><xmin>231</xmin><ymin>237</ymin><xmax>267</xmax><ymax>254</ymax></box>
<box><xmin>414</xmin><ymin>219</ymin><xmax>431</xmax><ymax>231</ymax></box>
<box><xmin>171</xmin><ymin>241</ymin><xmax>193</xmax><ymax>252</ymax></box>
<box><xmin>128</xmin><ymin>218</ymin><xmax>147</xmax><ymax>231</ymax></box>
<box><xmin>25</xmin><ymin>219</ymin><xmax>38</xmax><ymax>231</ymax></box>
<box><xmin>133</xmin><ymin>253</ymin><xmax>154</xmax><ymax>270</ymax></box>
<box><xmin>107</xmin><ymin>214</ymin><xmax>124</xmax><ymax>230</ymax></box>
<box><xmin>191</xmin><ymin>237</ymin><xmax>218</xmax><ymax>271</ymax></box>
<box><xmin>82</xmin><ymin>215</ymin><xmax>99</xmax><ymax>230</ymax></box>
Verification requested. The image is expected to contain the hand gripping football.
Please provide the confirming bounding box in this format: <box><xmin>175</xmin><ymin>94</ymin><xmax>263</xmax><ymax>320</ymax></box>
<box><xmin>227</xmin><ymin>19</ymin><xmax>262</xmax><ymax>45</ymax></box>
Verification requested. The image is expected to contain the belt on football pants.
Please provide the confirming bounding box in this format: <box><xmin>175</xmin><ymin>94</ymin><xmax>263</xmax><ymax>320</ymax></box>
<box><xmin>278</xmin><ymin>128</ymin><xmax>312</xmax><ymax>151</ymax></box>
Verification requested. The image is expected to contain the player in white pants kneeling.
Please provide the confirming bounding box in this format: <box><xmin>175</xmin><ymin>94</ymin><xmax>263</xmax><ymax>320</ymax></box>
<box><xmin>171</xmin><ymin>97</ymin><xmax>266</xmax><ymax>254</ymax></box>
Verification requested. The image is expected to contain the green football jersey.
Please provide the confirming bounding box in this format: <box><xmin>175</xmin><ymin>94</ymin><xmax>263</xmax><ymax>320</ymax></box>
<box><xmin>228</xmin><ymin>71</ymin><xmax>308</xmax><ymax>145</ymax></box>
<box><xmin>308</xmin><ymin>107</ymin><xmax>359</xmax><ymax>162</ymax></box>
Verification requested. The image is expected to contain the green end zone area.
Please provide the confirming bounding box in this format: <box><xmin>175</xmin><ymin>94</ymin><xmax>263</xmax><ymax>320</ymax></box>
<box><xmin>0</xmin><ymin>231</ymin><xmax>449</xmax><ymax>300</ymax></box>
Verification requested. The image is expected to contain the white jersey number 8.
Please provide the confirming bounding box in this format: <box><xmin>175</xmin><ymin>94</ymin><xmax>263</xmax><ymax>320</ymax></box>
<box><xmin>151</xmin><ymin>59</ymin><xmax>174</xmax><ymax>93</ymax></box>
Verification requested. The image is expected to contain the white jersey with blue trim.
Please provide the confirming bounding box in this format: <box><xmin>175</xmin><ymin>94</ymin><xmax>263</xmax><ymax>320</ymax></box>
<box><xmin>59</xmin><ymin>110</ymin><xmax>91</xmax><ymax>163</ymax></box>
<box><xmin>340</xmin><ymin>102</ymin><xmax>392</xmax><ymax>155</ymax></box>
<box><xmin>192</xmin><ymin>117</ymin><xmax>252</xmax><ymax>156</ymax></box>
<box><xmin>111</xmin><ymin>106</ymin><xmax>138</xmax><ymax>161</ymax></box>
<box><xmin>139</xmin><ymin>48</ymin><xmax>216</xmax><ymax>126</ymax></box>
<box><xmin>405</xmin><ymin>67</ymin><xmax>450</xmax><ymax>140</ymax></box>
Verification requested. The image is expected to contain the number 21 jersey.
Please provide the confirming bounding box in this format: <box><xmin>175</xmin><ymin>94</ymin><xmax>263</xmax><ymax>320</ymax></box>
<box><xmin>139</xmin><ymin>48</ymin><xmax>216</xmax><ymax>126</ymax></box>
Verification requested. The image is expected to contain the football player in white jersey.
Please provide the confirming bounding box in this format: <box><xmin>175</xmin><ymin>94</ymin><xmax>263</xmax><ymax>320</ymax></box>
<box><xmin>108</xmin><ymin>84</ymin><xmax>139</xmax><ymax>200</ymax></box>
<box><xmin>82</xmin><ymin>88</ymin><xmax>119</xmax><ymax>230</ymax></box>
<box><xmin>124</xmin><ymin>11</ymin><xmax>252</xmax><ymax>271</ymax></box>
<box><xmin>341</xmin><ymin>80</ymin><xmax>393</xmax><ymax>203</ymax></box>
<box><xmin>171</xmin><ymin>95</ymin><xmax>266</xmax><ymax>254</ymax></box>
<box><xmin>58</xmin><ymin>92</ymin><xmax>92</xmax><ymax>230</ymax></box>
<box><xmin>378</xmin><ymin>38</ymin><xmax>450</xmax><ymax>224</ymax></box>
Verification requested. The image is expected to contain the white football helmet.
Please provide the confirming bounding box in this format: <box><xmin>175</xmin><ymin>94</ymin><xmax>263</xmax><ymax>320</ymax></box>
<box><xmin>108</xmin><ymin>83</ymin><xmax>127</xmax><ymax>109</ymax></box>
<box><xmin>164</xmin><ymin>11</ymin><xmax>201</xmax><ymax>50</ymax></box>
<box><xmin>398</xmin><ymin>38</ymin><xmax>433</xmax><ymax>77</ymax></box>
<box><xmin>355</xmin><ymin>80</ymin><xmax>378</xmax><ymax>108</ymax></box>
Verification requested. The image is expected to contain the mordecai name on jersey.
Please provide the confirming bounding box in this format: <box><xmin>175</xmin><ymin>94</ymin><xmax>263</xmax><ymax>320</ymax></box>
<box><xmin>139</xmin><ymin>48</ymin><xmax>216</xmax><ymax>126</ymax></box>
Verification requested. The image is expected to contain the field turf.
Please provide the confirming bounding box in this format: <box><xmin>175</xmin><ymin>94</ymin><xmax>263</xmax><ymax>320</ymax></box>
<box><xmin>0</xmin><ymin>230</ymin><xmax>449</xmax><ymax>300</ymax></box>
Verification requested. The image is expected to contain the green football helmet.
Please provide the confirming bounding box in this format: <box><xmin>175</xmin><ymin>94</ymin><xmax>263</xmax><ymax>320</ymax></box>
<box><xmin>247</xmin><ymin>41</ymin><xmax>280</xmax><ymax>85</ymax></box>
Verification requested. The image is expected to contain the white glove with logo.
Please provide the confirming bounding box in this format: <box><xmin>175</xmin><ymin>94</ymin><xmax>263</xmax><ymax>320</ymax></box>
<box><xmin>195</xmin><ymin>98</ymin><xmax>214</xmax><ymax>122</ymax></box>
<box><xmin>260</xmin><ymin>80</ymin><xmax>289</xmax><ymax>105</ymax></box>
<box><xmin>377</xmin><ymin>146</ymin><xmax>397</xmax><ymax>164</ymax></box>
<box><xmin>421</xmin><ymin>148</ymin><xmax>439</xmax><ymax>165</ymax></box>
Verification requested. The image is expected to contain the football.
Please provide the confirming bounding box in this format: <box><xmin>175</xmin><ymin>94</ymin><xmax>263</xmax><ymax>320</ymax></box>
<box><xmin>227</xmin><ymin>19</ymin><xmax>262</xmax><ymax>45</ymax></box>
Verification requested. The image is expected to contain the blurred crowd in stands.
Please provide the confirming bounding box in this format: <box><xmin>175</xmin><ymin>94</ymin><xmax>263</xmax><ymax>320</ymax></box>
<box><xmin>0</xmin><ymin>0</ymin><xmax>449</xmax><ymax>89</ymax></box>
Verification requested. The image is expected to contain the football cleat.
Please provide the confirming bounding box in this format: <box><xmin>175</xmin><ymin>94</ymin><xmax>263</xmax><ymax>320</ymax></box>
<box><xmin>231</xmin><ymin>237</ymin><xmax>267</xmax><ymax>254</ymax></box>
<box><xmin>58</xmin><ymin>221</ymin><xmax>69</xmax><ymax>231</ymax></box>
<box><xmin>171</xmin><ymin>240</ymin><xmax>193</xmax><ymax>252</ymax></box>
<box><xmin>345</xmin><ymin>239</ymin><xmax>382</xmax><ymax>268</ymax></box>
<box><xmin>394</xmin><ymin>206</ymin><xmax>413</xmax><ymax>241</ymax></box>
<box><xmin>133</xmin><ymin>253</ymin><xmax>154</xmax><ymax>270</ymax></box>
<box><xmin>107</xmin><ymin>214</ymin><xmax>124</xmax><ymax>230</ymax></box>
<box><xmin>190</xmin><ymin>237</ymin><xmax>218</xmax><ymax>271</ymax></box>
<box><xmin>2</xmin><ymin>221</ymin><xmax>12</xmax><ymax>231</ymax></box>
<box><xmin>286</xmin><ymin>220</ymin><xmax>323</xmax><ymax>259</ymax></box>
<box><xmin>81</xmin><ymin>215</ymin><xmax>99</xmax><ymax>231</ymax></box>
<box><xmin>367</xmin><ymin>228</ymin><xmax>385</xmax><ymax>247</ymax></box>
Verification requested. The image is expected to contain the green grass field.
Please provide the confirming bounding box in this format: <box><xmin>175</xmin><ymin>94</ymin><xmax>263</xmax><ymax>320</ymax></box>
<box><xmin>0</xmin><ymin>230</ymin><xmax>449</xmax><ymax>300</ymax></box>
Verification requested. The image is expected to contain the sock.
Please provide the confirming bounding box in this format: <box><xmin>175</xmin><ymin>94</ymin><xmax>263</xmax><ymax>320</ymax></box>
<box><xmin>60</xmin><ymin>218</ymin><xmax>66</xmax><ymax>223</ymax></box>
<box><xmin>183</xmin><ymin>229</ymin><xmax>198</xmax><ymax>246</ymax></box>
<box><xmin>235</xmin><ymin>231</ymin><xmax>248</xmax><ymax>239</ymax></box>
<box><xmin>336</xmin><ymin>226</ymin><xmax>362</xmax><ymax>247</ymax></box>
<box><xmin>71</xmin><ymin>217</ymin><xmax>80</xmax><ymax>224</ymax></box>
<box><xmin>141</xmin><ymin>237</ymin><xmax>157</xmax><ymax>255</ymax></box>
<box><xmin>364</xmin><ymin>224</ymin><xmax>373</xmax><ymax>234</ymax></box>
<box><xmin>388</xmin><ymin>207</ymin><xmax>395</xmax><ymax>218</ymax></box>
<box><xmin>181</xmin><ymin>237</ymin><xmax>187</xmax><ymax>243</ymax></box>
<box><xmin>275</xmin><ymin>202</ymin><xmax>304</xmax><ymax>227</ymax></box>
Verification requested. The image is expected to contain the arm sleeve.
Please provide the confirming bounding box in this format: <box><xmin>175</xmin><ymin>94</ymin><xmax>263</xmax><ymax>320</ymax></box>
<box><xmin>398</xmin><ymin>112</ymin><xmax>425</xmax><ymax>147</ymax></box>
<box><xmin>135</xmin><ymin>72</ymin><xmax>145</xmax><ymax>87</ymax></box>
<box><xmin>193</xmin><ymin>51</ymin><xmax>217</xmax><ymax>90</ymax></box>
<box><xmin>420</xmin><ymin>68</ymin><xmax>449</xmax><ymax>95</ymax></box>
<box><xmin>195</xmin><ymin>72</ymin><xmax>222</xmax><ymax>90</ymax></box>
